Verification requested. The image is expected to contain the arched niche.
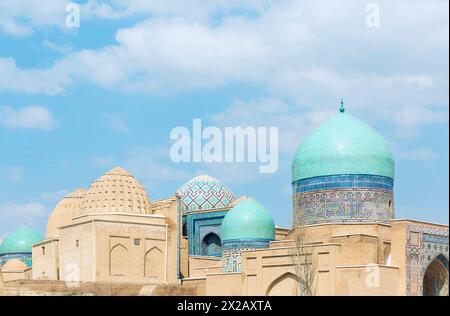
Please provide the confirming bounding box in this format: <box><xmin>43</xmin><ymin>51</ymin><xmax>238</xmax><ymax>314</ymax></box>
<box><xmin>423</xmin><ymin>253</ymin><xmax>449</xmax><ymax>296</ymax></box>
<box><xmin>144</xmin><ymin>247</ymin><xmax>164</xmax><ymax>281</ymax></box>
<box><xmin>266</xmin><ymin>273</ymin><xmax>300</xmax><ymax>296</ymax></box>
<box><xmin>201</xmin><ymin>232</ymin><xmax>222</xmax><ymax>256</ymax></box>
<box><xmin>109</xmin><ymin>243</ymin><xmax>128</xmax><ymax>277</ymax></box>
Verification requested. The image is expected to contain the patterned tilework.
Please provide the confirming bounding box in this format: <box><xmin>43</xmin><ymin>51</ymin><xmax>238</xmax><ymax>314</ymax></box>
<box><xmin>406</xmin><ymin>224</ymin><xmax>449</xmax><ymax>296</ymax></box>
<box><xmin>223</xmin><ymin>248</ymin><xmax>252</xmax><ymax>273</ymax></box>
<box><xmin>292</xmin><ymin>174</ymin><xmax>394</xmax><ymax>225</ymax></box>
<box><xmin>222</xmin><ymin>239</ymin><xmax>271</xmax><ymax>273</ymax></box>
<box><xmin>222</xmin><ymin>239</ymin><xmax>271</xmax><ymax>249</ymax></box>
<box><xmin>0</xmin><ymin>253</ymin><xmax>32</xmax><ymax>267</ymax></box>
<box><xmin>293</xmin><ymin>174</ymin><xmax>393</xmax><ymax>193</ymax></box>
<box><xmin>178</xmin><ymin>175</ymin><xmax>234</xmax><ymax>213</ymax></box>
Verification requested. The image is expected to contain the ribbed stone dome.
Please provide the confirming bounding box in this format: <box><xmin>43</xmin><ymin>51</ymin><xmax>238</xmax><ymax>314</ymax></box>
<box><xmin>0</xmin><ymin>225</ymin><xmax>43</xmax><ymax>255</ymax></box>
<box><xmin>292</xmin><ymin>110</ymin><xmax>394</xmax><ymax>182</ymax></box>
<box><xmin>177</xmin><ymin>174</ymin><xmax>234</xmax><ymax>213</ymax></box>
<box><xmin>80</xmin><ymin>167</ymin><xmax>151</xmax><ymax>215</ymax></box>
<box><xmin>46</xmin><ymin>189</ymin><xmax>85</xmax><ymax>238</ymax></box>
<box><xmin>221</xmin><ymin>199</ymin><xmax>275</xmax><ymax>242</ymax></box>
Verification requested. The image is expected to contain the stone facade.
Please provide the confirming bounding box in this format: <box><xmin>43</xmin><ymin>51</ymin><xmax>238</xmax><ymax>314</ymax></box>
<box><xmin>0</xmin><ymin>167</ymin><xmax>444</xmax><ymax>296</ymax></box>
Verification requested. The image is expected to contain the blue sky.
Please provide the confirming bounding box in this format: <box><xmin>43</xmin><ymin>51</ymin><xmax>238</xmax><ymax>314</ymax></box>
<box><xmin>0</xmin><ymin>0</ymin><xmax>448</xmax><ymax>237</ymax></box>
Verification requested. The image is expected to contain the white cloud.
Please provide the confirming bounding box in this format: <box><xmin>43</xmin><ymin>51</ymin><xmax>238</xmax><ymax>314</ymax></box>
<box><xmin>0</xmin><ymin>0</ymin><xmax>270</xmax><ymax>36</ymax></box>
<box><xmin>0</xmin><ymin>58</ymin><xmax>70</xmax><ymax>94</ymax></box>
<box><xmin>0</xmin><ymin>0</ymin><xmax>67</xmax><ymax>36</ymax></box>
<box><xmin>83</xmin><ymin>0</ymin><xmax>270</xmax><ymax>21</ymax></box>
<box><xmin>41</xmin><ymin>40</ymin><xmax>73</xmax><ymax>54</ymax></box>
<box><xmin>391</xmin><ymin>107</ymin><xmax>449</xmax><ymax>128</ymax></box>
<box><xmin>0</xmin><ymin>18</ymin><xmax>32</xmax><ymax>36</ymax></box>
<box><xmin>210</xmin><ymin>98</ymin><xmax>333</xmax><ymax>155</ymax></box>
<box><xmin>0</xmin><ymin>105</ymin><xmax>53</xmax><ymax>130</ymax></box>
<box><xmin>0</xmin><ymin>0</ymin><xmax>447</xmax><ymax>130</ymax></box>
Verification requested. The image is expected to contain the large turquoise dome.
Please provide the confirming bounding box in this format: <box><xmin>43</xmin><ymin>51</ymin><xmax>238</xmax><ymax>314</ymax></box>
<box><xmin>0</xmin><ymin>225</ymin><xmax>43</xmax><ymax>254</ymax></box>
<box><xmin>292</xmin><ymin>108</ymin><xmax>394</xmax><ymax>182</ymax></box>
<box><xmin>221</xmin><ymin>199</ymin><xmax>275</xmax><ymax>241</ymax></box>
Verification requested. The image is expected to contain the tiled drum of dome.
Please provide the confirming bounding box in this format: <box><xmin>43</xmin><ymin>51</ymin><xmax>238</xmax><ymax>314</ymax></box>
<box><xmin>179</xmin><ymin>176</ymin><xmax>234</xmax><ymax>213</ymax></box>
<box><xmin>292</xmin><ymin>174</ymin><xmax>394</xmax><ymax>225</ymax></box>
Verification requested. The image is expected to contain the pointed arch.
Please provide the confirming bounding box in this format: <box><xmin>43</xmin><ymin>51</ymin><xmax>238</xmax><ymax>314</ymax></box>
<box><xmin>201</xmin><ymin>232</ymin><xmax>221</xmax><ymax>256</ymax></box>
<box><xmin>144</xmin><ymin>247</ymin><xmax>164</xmax><ymax>281</ymax></box>
<box><xmin>109</xmin><ymin>243</ymin><xmax>128</xmax><ymax>276</ymax></box>
<box><xmin>423</xmin><ymin>253</ymin><xmax>448</xmax><ymax>296</ymax></box>
<box><xmin>265</xmin><ymin>272</ymin><xmax>300</xmax><ymax>296</ymax></box>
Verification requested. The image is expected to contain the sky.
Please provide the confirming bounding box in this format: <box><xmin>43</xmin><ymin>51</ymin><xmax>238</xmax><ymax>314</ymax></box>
<box><xmin>0</xmin><ymin>0</ymin><xmax>448</xmax><ymax>237</ymax></box>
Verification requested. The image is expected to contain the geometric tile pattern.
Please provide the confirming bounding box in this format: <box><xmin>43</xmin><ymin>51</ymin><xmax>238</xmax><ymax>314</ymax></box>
<box><xmin>293</xmin><ymin>174</ymin><xmax>394</xmax><ymax>225</ymax></box>
<box><xmin>293</xmin><ymin>174</ymin><xmax>393</xmax><ymax>193</ymax></box>
<box><xmin>178</xmin><ymin>175</ymin><xmax>234</xmax><ymax>214</ymax></box>
<box><xmin>406</xmin><ymin>224</ymin><xmax>449</xmax><ymax>296</ymax></box>
<box><xmin>222</xmin><ymin>239</ymin><xmax>271</xmax><ymax>273</ymax></box>
<box><xmin>223</xmin><ymin>247</ymin><xmax>252</xmax><ymax>273</ymax></box>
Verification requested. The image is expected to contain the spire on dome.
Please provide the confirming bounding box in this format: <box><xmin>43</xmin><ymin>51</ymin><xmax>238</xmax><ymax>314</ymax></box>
<box><xmin>340</xmin><ymin>98</ymin><xmax>345</xmax><ymax>113</ymax></box>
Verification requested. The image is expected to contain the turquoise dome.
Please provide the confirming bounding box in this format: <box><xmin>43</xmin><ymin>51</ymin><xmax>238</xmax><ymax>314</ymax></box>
<box><xmin>292</xmin><ymin>109</ymin><xmax>394</xmax><ymax>182</ymax></box>
<box><xmin>221</xmin><ymin>199</ymin><xmax>275</xmax><ymax>241</ymax></box>
<box><xmin>0</xmin><ymin>225</ymin><xmax>43</xmax><ymax>254</ymax></box>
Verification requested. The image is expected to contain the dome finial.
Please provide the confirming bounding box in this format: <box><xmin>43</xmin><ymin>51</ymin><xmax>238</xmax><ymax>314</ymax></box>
<box><xmin>340</xmin><ymin>98</ymin><xmax>345</xmax><ymax>113</ymax></box>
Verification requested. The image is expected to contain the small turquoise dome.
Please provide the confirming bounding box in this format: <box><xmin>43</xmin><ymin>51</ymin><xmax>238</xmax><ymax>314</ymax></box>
<box><xmin>0</xmin><ymin>225</ymin><xmax>43</xmax><ymax>254</ymax></box>
<box><xmin>221</xmin><ymin>199</ymin><xmax>275</xmax><ymax>241</ymax></box>
<box><xmin>292</xmin><ymin>109</ymin><xmax>394</xmax><ymax>182</ymax></box>
<box><xmin>178</xmin><ymin>174</ymin><xmax>234</xmax><ymax>213</ymax></box>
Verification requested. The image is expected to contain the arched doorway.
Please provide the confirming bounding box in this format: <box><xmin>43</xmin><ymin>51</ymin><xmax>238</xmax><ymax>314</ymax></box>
<box><xmin>110</xmin><ymin>244</ymin><xmax>128</xmax><ymax>276</ymax></box>
<box><xmin>201</xmin><ymin>233</ymin><xmax>221</xmax><ymax>256</ymax></box>
<box><xmin>266</xmin><ymin>273</ymin><xmax>299</xmax><ymax>296</ymax></box>
<box><xmin>144</xmin><ymin>247</ymin><xmax>164</xmax><ymax>281</ymax></box>
<box><xmin>423</xmin><ymin>254</ymin><xmax>449</xmax><ymax>296</ymax></box>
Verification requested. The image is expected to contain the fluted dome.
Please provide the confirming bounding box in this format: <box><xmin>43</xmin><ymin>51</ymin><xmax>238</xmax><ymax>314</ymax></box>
<box><xmin>46</xmin><ymin>189</ymin><xmax>85</xmax><ymax>238</ymax></box>
<box><xmin>292</xmin><ymin>109</ymin><xmax>394</xmax><ymax>182</ymax></box>
<box><xmin>1</xmin><ymin>258</ymin><xmax>28</xmax><ymax>271</ymax></box>
<box><xmin>80</xmin><ymin>167</ymin><xmax>151</xmax><ymax>215</ymax></box>
<box><xmin>0</xmin><ymin>225</ymin><xmax>43</xmax><ymax>255</ymax></box>
<box><xmin>221</xmin><ymin>199</ymin><xmax>275</xmax><ymax>242</ymax></box>
<box><xmin>177</xmin><ymin>174</ymin><xmax>234</xmax><ymax>213</ymax></box>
